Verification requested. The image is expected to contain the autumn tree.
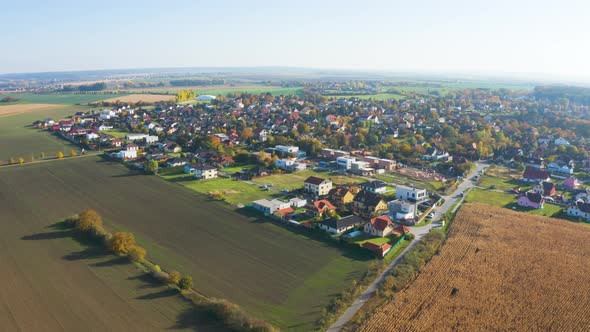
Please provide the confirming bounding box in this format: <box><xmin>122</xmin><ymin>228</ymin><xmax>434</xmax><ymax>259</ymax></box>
<box><xmin>179</xmin><ymin>276</ymin><xmax>193</xmax><ymax>290</ymax></box>
<box><xmin>76</xmin><ymin>209</ymin><xmax>103</xmax><ymax>232</ymax></box>
<box><xmin>18</xmin><ymin>157</ymin><xmax>24</xmax><ymax>164</ymax></box>
<box><xmin>57</xmin><ymin>151</ymin><xmax>64</xmax><ymax>159</ymax></box>
<box><xmin>168</xmin><ymin>271</ymin><xmax>181</xmax><ymax>284</ymax></box>
<box><xmin>110</xmin><ymin>232</ymin><xmax>136</xmax><ymax>253</ymax></box>
<box><xmin>70</xmin><ymin>150</ymin><xmax>78</xmax><ymax>157</ymax></box>
<box><xmin>127</xmin><ymin>245</ymin><xmax>147</xmax><ymax>261</ymax></box>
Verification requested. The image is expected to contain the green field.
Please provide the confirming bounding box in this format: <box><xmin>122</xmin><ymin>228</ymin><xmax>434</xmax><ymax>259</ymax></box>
<box><xmin>0</xmin><ymin>92</ymin><xmax>129</xmax><ymax>105</ymax></box>
<box><xmin>102</xmin><ymin>128</ymin><xmax>129</xmax><ymax>138</ymax></box>
<box><xmin>0</xmin><ymin>157</ymin><xmax>373</xmax><ymax>330</ymax></box>
<box><xmin>252</xmin><ymin>170</ymin><xmax>365</xmax><ymax>191</ymax></box>
<box><xmin>0</xmin><ymin>105</ymin><xmax>91</xmax><ymax>164</ymax></box>
<box><xmin>123</xmin><ymin>85</ymin><xmax>303</xmax><ymax>97</ymax></box>
<box><xmin>324</xmin><ymin>93</ymin><xmax>404</xmax><ymax>101</ymax></box>
<box><xmin>373</xmin><ymin>173</ymin><xmax>446</xmax><ymax>194</ymax></box>
<box><xmin>160</xmin><ymin>172</ymin><xmax>278</xmax><ymax>205</ymax></box>
<box><xmin>465</xmin><ymin>187</ymin><xmax>563</xmax><ymax>218</ymax></box>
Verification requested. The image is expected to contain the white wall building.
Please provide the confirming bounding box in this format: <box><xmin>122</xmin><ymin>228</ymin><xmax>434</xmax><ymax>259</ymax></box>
<box><xmin>395</xmin><ymin>185</ymin><xmax>427</xmax><ymax>202</ymax></box>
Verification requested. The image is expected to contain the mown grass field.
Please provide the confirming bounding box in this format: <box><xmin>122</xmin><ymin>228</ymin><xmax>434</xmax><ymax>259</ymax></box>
<box><xmin>159</xmin><ymin>172</ymin><xmax>278</xmax><ymax>205</ymax></box>
<box><xmin>0</xmin><ymin>157</ymin><xmax>373</xmax><ymax>330</ymax></box>
<box><xmin>251</xmin><ymin>169</ymin><xmax>365</xmax><ymax>191</ymax></box>
<box><xmin>361</xmin><ymin>203</ymin><xmax>590</xmax><ymax>331</ymax></box>
<box><xmin>466</xmin><ymin>187</ymin><xmax>564</xmax><ymax>218</ymax></box>
<box><xmin>0</xmin><ymin>169</ymin><xmax>225</xmax><ymax>331</ymax></box>
<box><xmin>0</xmin><ymin>105</ymin><xmax>90</xmax><ymax>164</ymax></box>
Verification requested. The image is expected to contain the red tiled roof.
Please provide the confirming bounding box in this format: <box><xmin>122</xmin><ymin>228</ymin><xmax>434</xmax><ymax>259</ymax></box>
<box><xmin>309</xmin><ymin>199</ymin><xmax>336</xmax><ymax>212</ymax></box>
<box><xmin>276</xmin><ymin>207</ymin><xmax>294</xmax><ymax>216</ymax></box>
<box><xmin>362</xmin><ymin>242</ymin><xmax>392</xmax><ymax>257</ymax></box>
<box><xmin>369</xmin><ymin>215</ymin><xmax>393</xmax><ymax>231</ymax></box>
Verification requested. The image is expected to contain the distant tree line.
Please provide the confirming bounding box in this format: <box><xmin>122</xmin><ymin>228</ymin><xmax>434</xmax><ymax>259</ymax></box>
<box><xmin>0</xmin><ymin>96</ymin><xmax>19</xmax><ymax>102</ymax></box>
<box><xmin>534</xmin><ymin>85</ymin><xmax>590</xmax><ymax>105</ymax></box>
<box><xmin>170</xmin><ymin>79</ymin><xmax>225</xmax><ymax>86</ymax></box>
<box><xmin>59</xmin><ymin>82</ymin><xmax>107</xmax><ymax>92</ymax></box>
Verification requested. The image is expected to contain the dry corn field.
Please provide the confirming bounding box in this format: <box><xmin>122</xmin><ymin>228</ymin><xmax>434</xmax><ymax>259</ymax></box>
<box><xmin>361</xmin><ymin>203</ymin><xmax>590</xmax><ymax>331</ymax></box>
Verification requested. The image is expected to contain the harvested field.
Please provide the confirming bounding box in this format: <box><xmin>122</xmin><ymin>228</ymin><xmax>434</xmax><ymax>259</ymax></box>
<box><xmin>98</xmin><ymin>93</ymin><xmax>175</xmax><ymax>103</ymax></box>
<box><xmin>361</xmin><ymin>203</ymin><xmax>590</xmax><ymax>331</ymax></box>
<box><xmin>0</xmin><ymin>157</ymin><xmax>372</xmax><ymax>330</ymax></box>
<box><xmin>0</xmin><ymin>103</ymin><xmax>62</xmax><ymax>117</ymax></box>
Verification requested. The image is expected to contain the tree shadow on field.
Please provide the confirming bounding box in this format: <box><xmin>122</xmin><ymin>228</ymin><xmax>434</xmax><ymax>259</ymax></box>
<box><xmin>89</xmin><ymin>256</ymin><xmax>130</xmax><ymax>267</ymax></box>
<box><xmin>128</xmin><ymin>273</ymin><xmax>163</xmax><ymax>289</ymax></box>
<box><xmin>111</xmin><ymin>172</ymin><xmax>144</xmax><ymax>178</ymax></box>
<box><xmin>63</xmin><ymin>247</ymin><xmax>109</xmax><ymax>261</ymax></box>
<box><xmin>170</xmin><ymin>307</ymin><xmax>228</xmax><ymax>332</ymax></box>
<box><xmin>136</xmin><ymin>288</ymin><xmax>179</xmax><ymax>300</ymax></box>
<box><xmin>21</xmin><ymin>230</ymin><xmax>74</xmax><ymax>241</ymax></box>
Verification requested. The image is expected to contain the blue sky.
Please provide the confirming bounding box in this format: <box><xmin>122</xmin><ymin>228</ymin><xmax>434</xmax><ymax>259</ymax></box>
<box><xmin>1</xmin><ymin>0</ymin><xmax>588</xmax><ymax>80</ymax></box>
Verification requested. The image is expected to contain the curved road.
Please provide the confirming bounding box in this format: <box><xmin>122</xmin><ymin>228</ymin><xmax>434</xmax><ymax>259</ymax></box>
<box><xmin>327</xmin><ymin>162</ymin><xmax>486</xmax><ymax>332</ymax></box>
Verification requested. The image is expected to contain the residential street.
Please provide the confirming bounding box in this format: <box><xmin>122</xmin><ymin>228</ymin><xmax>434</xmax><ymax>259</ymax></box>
<box><xmin>326</xmin><ymin>161</ymin><xmax>486</xmax><ymax>332</ymax></box>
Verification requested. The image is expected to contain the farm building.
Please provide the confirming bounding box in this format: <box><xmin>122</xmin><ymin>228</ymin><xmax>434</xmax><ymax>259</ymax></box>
<box><xmin>195</xmin><ymin>95</ymin><xmax>217</xmax><ymax>101</ymax></box>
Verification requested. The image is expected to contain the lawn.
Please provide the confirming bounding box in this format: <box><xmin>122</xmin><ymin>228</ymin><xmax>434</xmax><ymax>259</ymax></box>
<box><xmin>1</xmin><ymin>157</ymin><xmax>374</xmax><ymax>330</ymax></box>
<box><xmin>252</xmin><ymin>169</ymin><xmax>364</xmax><ymax>191</ymax></box>
<box><xmin>0</xmin><ymin>105</ymin><xmax>91</xmax><ymax>164</ymax></box>
<box><xmin>102</xmin><ymin>128</ymin><xmax>129</xmax><ymax>138</ymax></box>
<box><xmin>221</xmin><ymin>163</ymin><xmax>257</xmax><ymax>174</ymax></box>
<box><xmin>466</xmin><ymin>187</ymin><xmax>564</xmax><ymax>219</ymax></box>
<box><xmin>0</xmin><ymin>92</ymin><xmax>129</xmax><ymax>105</ymax></box>
<box><xmin>373</xmin><ymin>172</ymin><xmax>446</xmax><ymax>194</ymax></box>
<box><xmin>465</xmin><ymin>187</ymin><xmax>515</xmax><ymax>207</ymax></box>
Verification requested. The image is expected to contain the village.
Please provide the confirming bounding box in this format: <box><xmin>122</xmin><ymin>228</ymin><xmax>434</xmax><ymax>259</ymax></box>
<box><xmin>28</xmin><ymin>85</ymin><xmax>590</xmax><ymax>259</ymax></box>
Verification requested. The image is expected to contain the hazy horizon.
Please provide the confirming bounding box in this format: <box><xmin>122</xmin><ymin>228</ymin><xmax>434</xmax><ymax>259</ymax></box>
<box><xmin>1</xmin><ymin>0</ymin><xmax>589</xmax><ymax>82</ymax></box>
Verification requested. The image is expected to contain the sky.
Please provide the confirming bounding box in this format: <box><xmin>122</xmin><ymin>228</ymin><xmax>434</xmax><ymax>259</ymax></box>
<box><xmin>1</xmin><ymin>0</ymin><xmax>589</xmax><ymax>81</ymax></box>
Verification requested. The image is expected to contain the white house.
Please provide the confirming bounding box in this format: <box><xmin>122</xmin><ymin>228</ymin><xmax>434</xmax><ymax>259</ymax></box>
<box><xmin>289</xmin><ymin>198</ymin><xmax>307</xmax><ymax>208</ymax></box>
<box><xmin>359</xmin><ymin>180</ymin><xmax>387</xmax><ymax>194</ymax></box>
<box><xmin>395</xmin><ymin>185</ymin><xmax>427</xmax><ymax>202</ymax></box>
<box><xmin>126</xmin><ymin>133</ymin><xmax>148</xmax><ymax>141</ymax></box>
<box><xmin>86</xmin><ymin>132</ymin><xmax>99</xmax><ymax>141</ymax></box>
<box><xmin>337</xmin><ymin>156</ymin><xmax>355</xmax><ymax>170</ymax></box>
<box><xmin>388</xmin><ymin>200</ymin><xmax>417</xmax><ymax>221</ymax></box>
<box><xmin>194</xmin><ymin>165</ymin><xmax>218</xmax><ymax>179</ymax></box>
<box><xmin>275</xmin><ymin>145</ymin><xmax>299</xmax><ymax>156</ymax></box>
<box><xmin>275</xmin><ymin>158</ymin><xmax>306</xmax><ymax>172</ymax></box>
<box><xmin>98</xmin><ymin>125</ymin><xmax>113</xmax><ymax>131</ymax></box>
<box><xmin>304</xmin><ymin>176</ymin><xmax>333</xmax><ymax>196</ymax></box>
<box><xmin>567</xmin><ymin>200</ymin><xmax>590</xmax><ymax>221</ymax></box>
<box><xmin>252</xmin><ymin>199</ymin><xmax>291</xmax><ymax>215</ymax></box>
<box><xmin>145</xmin><ymin>135</ymin><xmax>159</xmax><ymax>144</ymax></box>
<box><xmin>117</xmin><ymin>145</ymin><xmax>138</xmax><ymax>160</ymax></box>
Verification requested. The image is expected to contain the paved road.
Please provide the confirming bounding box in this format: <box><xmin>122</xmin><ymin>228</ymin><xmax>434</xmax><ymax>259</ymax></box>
<box><xmin>327</xmin><ymin>161</ymin><xmax>487</xmax><ymax>332</ymax></box>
